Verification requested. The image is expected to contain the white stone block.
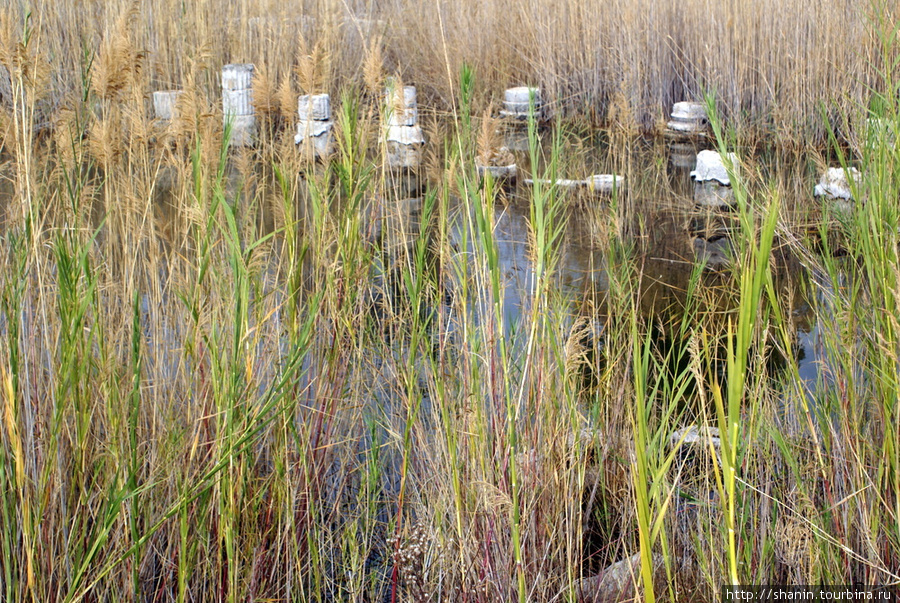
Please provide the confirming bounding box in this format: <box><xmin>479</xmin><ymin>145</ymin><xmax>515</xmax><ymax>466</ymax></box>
<box><xmin>225</xmin><ymin>114</ymin><xmax>257</xmax><ymax>147</ymax></box>
<box><xmin>296</xmin><ymin>120</ymin><xmax>333</xmax><ymax>139</ymax></box>
<box><xmin>298</xmin><ymin>94</ymin><xmax>331</xmax><ymax>121</ymax></box>
<box><xmin>295</xmin><ymin>121</ymin><xmax>334</xmax><ymax>158</ymax></box>
<box><xmin>691</xmin><ymin>150</ymin><xmax>739</xmax><ymax>186</ymax></box>
<box><xmin>385</xmin><ymin>124</ymin><xmax>425</xmax><ymax>168</ymax></box>
<box><xmin>385</xmin><ymin>124</ymin><xmax>424</xmax><ymax>145</ymax></box>
<box><xmin>524</xmin><ymin>175</ymin><xmax>625</xmax><ymax>195</ymax></box>
<box><xmin>387</xmin><ymin>143</ymin><xmax>422</xmax><ymax>169</ymax></box>
<box><xmin>385</xmin><ymin>85</ymin><xmax>418</xmax><ymax>126</ymax></box>
<box><xmin>577</xmin><ymin>553</ymin><xmax>665</xmax><ymax>603</ymax></box>
<box><xmin>814</xmin><ymin>167</ymin><xmax>861</xmax><ymax>201</ymax></box>
<box><xmin>504</xmin><ymin>86</ymin><xmax>541</xmax><ymax>105</ymax></box>
<box><xmin>501</xmin><ymin>86</ymin><xmax>543</xmax><ymax>117</ymax></box>
<box><xmin>666</xmin><ymin>101</ymin><xmax>710</xmax><ymax>136</ymax></box>
<box><xmin>502</xmin><ymin>102</ymin><xmax>540</xmax><ymax>115</ymax></box>
<box><xmin>223</xmin><ymin>88</ymin><xmax>254</xmax><ymax>117</ymax></box>
<box><xmin>221</xmin><ymin>64</ymin><xmax>254</xmax><ymax>91</ymax></box>
<box><xmin>525</xmin><ymin>177</ymin><xmax>582</xmax><ymax>189</ymax></box>
<box><xmin>667</xmin><ymin>119</ymin><xmax>706</xmax><ymax>134</ymax></box>
<box><xmin>669</xmin><ymin>425</ymin><xmax>721</xmax><ymax>448</ymax></box>
<box><xmin>153</xmin><ymin>90</ymin><xmax>183</xmax><ymax>121</ymax></box>
<box><xmin>670</xmin><ymin>101</ymin><xmax>708</xmax><ymax>121</ymax></box>
<box><xmin>586</xmin><ymin>174</ymin><xmax>626</xmax><ymax>194</ymax></box>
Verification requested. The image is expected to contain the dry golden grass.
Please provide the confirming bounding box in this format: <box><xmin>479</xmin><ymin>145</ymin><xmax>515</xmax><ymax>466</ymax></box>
<box><xmin>1</xmin><ymin>0</ymin><xmax>894</xmax><ymax>143</ymax></box>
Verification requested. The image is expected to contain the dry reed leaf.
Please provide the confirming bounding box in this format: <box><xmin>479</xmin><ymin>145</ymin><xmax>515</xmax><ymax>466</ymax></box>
<box><xmin>160</xmin><ymin>91</ymin><xmax>190</xmax><ymax>141</ymax></box>
<box><xmin>170</xmin><ymin>77</ymin><xmax>210</xmax><ymax>140</ymax></box>
<box><xmin>775</xmin><ymin>511</ymin><xmax>814</xmax><ymax>570</ymax></box>
<box><xmin>233</xmin><ymin>148</ymin><xmax>257</xmax><ymax>190</ymax></box>
<box><xmin>0</xmin><ymin>109</ymin><xmax>11</xmax><ymax>146</ymax></box>
<box><xmin>421</xmin><ymin>118</ymin><xmax>446</xmax><ymax>183</ymax></box>
<box><xmin>608</xmin><ymin>87</ymin><xmax>636</xmax><ymax>135</ymax></box>
<box><xmin>0</xmin><ymin>11</ymin><xmax>49</xmax><ymax>98</ymax></box>
<box><xmin>387</xmin><ymin>73</ymin><xmax>405</xmax><ymax>115</ymax></box>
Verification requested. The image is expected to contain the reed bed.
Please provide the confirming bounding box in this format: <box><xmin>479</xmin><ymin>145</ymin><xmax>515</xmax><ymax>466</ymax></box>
<box><xmin>0</xmin><ymin>2</ymin><xmax>899</xmax><ymax>602</ymax></box>
<box><xmin>2</xmin><ymin>0</ymin><xmax>898</xmax><ymax>142</ymax></box>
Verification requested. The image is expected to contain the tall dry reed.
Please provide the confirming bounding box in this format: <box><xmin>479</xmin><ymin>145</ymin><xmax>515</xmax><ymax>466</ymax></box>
<box><xmin>4</xmin><ymin>0</ymin><xmax>896</xmax><ymax>144</ymax></box>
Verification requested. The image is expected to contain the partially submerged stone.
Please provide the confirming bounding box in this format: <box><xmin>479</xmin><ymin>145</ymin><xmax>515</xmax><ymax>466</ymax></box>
<box><xmin>476</xmin><ymin>163</ymin><xmax>517</xmax><ymax>181</ymax></box>
<box><xmin>692</xmin><ymin>236</ymin><xmax>732</xmax><ymax>270</ymax></box>
<box><xmin>691</xmin><ymin>150</ymin><xmax>739</xmax><ymax>186</ymax></box>
<box><xmin>586</xmin><ymin>174</ymin><xmax>626</xmax><ymax>194</ymax></box>
<box><xmin>814</xmin><ymin>167</ymin><xmax>861</xmax><ymax>201</ymax></box>
<box><xmin>669</xmin><ymin>424</ymin><xmax>723</xmax><ymax>474</ymax></box>
<box><xmin>476</xmin><ymin>146</ymin><xmax>516</xmax><ymax>181</ymax></box>
<box><xmin>693</xmin><ymin>180</ymin><xmax>735</xmax><ymax>209</ymax></box>
<box><xmin>666</xmin><ymin>101</ymin><xmax>709</xmax><ymax>137</ymax></box>
<box><xmin>295</xmin><ymin>120</ymin><xmax>334</xmax><ymax>158</ymax></box>
<box><xmin>690</xmin><ymin>150</ymin><xmax>739</xmax><ymax>208</ymax></box>
<box><xmin>500</xmin><ymin>86</ymin><xmax>544</xmax><ymax>120</ymax></box>
<box><xmin>385</xmin><ymin>84</ymin><xmax>418</xmax><ymax>126</ymax></box>
<box><xmin>386</xmin><ymin>125</ymin><xmax>425</xmax><ymax>169</ymax></box>
<box><xmin>297</xmin><ymin>94</ymin><xmax>331</xmax><ymax>121</ymax></box>
<box><xmin>524</xmin><ymin>174</ymin><xmax>625</xmax><ymax>195</ymax></box>
<box><xmin>525</xmin><ymin>177</ymin><xmax>583</xmax><ymax>189</ymax></box>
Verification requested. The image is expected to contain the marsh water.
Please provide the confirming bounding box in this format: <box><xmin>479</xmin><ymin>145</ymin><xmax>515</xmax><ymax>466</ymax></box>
<box><xmin>320</xmin><ymin>129</ymin><xmax>829</xmax><ymax>410</ymax></box>
<box><xmin>0</xmin><ymin>126</ymin><xmax>829</xmax><ymax>414</ymax></box>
